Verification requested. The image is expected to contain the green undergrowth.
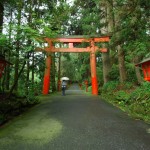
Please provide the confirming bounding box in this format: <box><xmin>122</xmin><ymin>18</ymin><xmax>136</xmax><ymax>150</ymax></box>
<box><xmin>0</xmin><ymin>90</ymin><xmax>62</xmax><ymax>126</ymax></box>
<box><xmin>82</xmin><ymin>83</ymin><xmax>92</xmax><ymax>95</ymax></box>
<box><xmin>0</xmin><ymin>93</ymin><xmax>40</xmax><ymax>126</ymax></box>
<box><xmin>100</xmin><ymin>81</ymin><xmax>150</xmax><ymax>124</ymax></box>
<box><xmin>0</xmin><ymin>95</ymin><xmax>63</xmax><ymax>148</ymax></box>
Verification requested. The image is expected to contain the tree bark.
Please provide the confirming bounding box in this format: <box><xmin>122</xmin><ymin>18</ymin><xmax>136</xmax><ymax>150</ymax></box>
<box><xmin>0</xmin><ymin>2</ymin><xmax>4</xmax><ymax>91</ymax></box>
<box><xmin>5</xmin><ymin>8</ymin><xmax>13</xmax><ymax>90</ymax></box>
<box><xmin>107</xmin><ymin>0</ymin><xmax>115</xmax><ymax>33</ymax></box>
<box><xmin>134</xmin><ymin>56</ymin><xmax>142</xmax><ymax>84</ymax></box>
<box><xmin>0</xmin><ymin>2</ymin><xmax>4</xmax><ymax>33</ymax></box>
<box><xmin>51</xmin><ymin>53</ymin><xmax>56</xmax><ymax>92</ymax></box>
<box><xmin>26</xmin><ymin>52</ymin><xmax>30</xmax><ymax>95</ymax></box>
<box><xmin>57</xmin><ymin>53</ymin><xmax>61</xmax><ymax>91</ymax></box>
<box><xmin>118</xmin><ymin>45</ymin><xmax>127</xmax><ymax>83</ymax></box>
<box><xmin>14</xmin><ymin>3</ymin><xmax>22</xmax><ymax>92</ymax></box>
<box><xmin>102</xmin><ymin>50</ymin><xmax>111</xmax><ymax>83</ymax></box>
<box><xmin>6</xmin><ymin>60</ymin><xmax>26</xmax><ymax>100</ymax></box>
<box><xmin>32</xmin><ymin>52</ymin><xmax>35</xmax><ymax>84</ymax></box>
<box><xmin>100</xmin><ymin>1</ymin><xmax>112</xmax><ymax>84</ymax></box>
<box><xmin>113</xmin><ymin>0</ymin><xmax>127</xmax><ymax>83</ymax></box>
<box><xmin>25</xmin><ymin>0</ymin><xmax>33</xmax><ymax>95</ymax></box>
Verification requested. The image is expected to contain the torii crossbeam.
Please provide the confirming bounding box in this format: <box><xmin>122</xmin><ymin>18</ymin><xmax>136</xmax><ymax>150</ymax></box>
<box><xmin>36</xmin><ymin>36</ymin><xmax>110</xmax><ymax>95</ymax></box>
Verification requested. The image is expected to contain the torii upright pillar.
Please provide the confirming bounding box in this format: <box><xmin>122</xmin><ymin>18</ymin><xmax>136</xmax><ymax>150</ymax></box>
<box><xmin>90</xmin><ymin>40</ymin><xmax>98</xmax><ymax>95</ymax></box>
<box><xmin>42</xmin><ymin>54</ymin><xmax>51</xmax><ymax>95</ymax></box>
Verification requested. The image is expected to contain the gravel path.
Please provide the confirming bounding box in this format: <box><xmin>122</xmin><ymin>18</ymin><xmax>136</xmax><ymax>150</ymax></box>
<box><xmin>0</xmin><ymin>84</ymin><xmax>150</xmax><ymax>150</ymax></box>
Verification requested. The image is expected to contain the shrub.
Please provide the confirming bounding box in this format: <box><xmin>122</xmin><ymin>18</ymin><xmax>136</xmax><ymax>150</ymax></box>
<box><xmin>0</xmin><ymin>114</ymin><xmax>5</xmax><ymax>125</ymax></box>
<box><xmin>26</xmin><ymin>95</ymin><xmax>39</xmax><ymax>105</ymax></box>
<box><xmin>101</xmin><ymin>81</ymin><xmax>150</xmax><ymax>122</ymax></box>
<box><xmin>115</xmin><ymin>90</ymin><xmax>130</xmax><ymax>103</ymax></box>
<box><xmin>121</xmin><ymin>82</ymin><xmax>134</xmax><ymax>90</ymax></box>
<box><xmin>108</xmin><ymin>64</ymin><xmax>120</xmax><ymax>81</ymax></box>
<box><xmin>102</xmin><ymin>81</ymin><xmax>119</xmax><ymax>94</ymax></box>
<box><xmin>87</xmin><ymin>86</ymin><xmax>92</xmax><ymax>92</ymax></box>
<box><xmin>129</xmin><ymin>81</ymin><xmax>150</xmax><ymax>103</ymax></box>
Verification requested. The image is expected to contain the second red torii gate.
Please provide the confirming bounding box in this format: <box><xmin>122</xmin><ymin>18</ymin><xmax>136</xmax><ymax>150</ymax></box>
<box><xmin>37</xmin><ymin>36</ymin><xmax>110</xmax><ymax>95</ymax></box>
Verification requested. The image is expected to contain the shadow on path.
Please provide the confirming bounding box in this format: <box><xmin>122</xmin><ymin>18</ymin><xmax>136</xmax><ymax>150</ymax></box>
<box><xmin>0</xmin><ymin>84</ymin><xmax>150</xmax><ymax>150</ymax></box>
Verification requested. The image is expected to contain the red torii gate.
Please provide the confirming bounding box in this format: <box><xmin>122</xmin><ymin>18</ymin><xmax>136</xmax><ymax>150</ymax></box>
<box><xmin>37</xmin><ymin>36</ymin><xmax>110</xmax><ymax>95</ymax></box>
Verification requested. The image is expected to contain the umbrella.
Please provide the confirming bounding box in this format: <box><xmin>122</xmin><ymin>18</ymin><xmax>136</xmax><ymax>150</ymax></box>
<box><xmin>61</xmin><ymin>77</ymin><xmax>69</xmax><ymax>81</ymax></box>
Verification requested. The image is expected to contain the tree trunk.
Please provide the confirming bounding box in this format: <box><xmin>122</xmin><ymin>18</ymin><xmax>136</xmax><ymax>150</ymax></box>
<box><xmin>25</xmin><ymin>0</ymin><xmax>33</xmax><ymax>95</ymax></box>
<box><xmin>32</xmin><ymin>52</ymin><xmax>35</xmax><ymax>84</ymax></box>
<box><xmin>6</xmin><ymin>60</ymin><xmax>26</xmax><ymax>100</ymax></box>
<box><xmin>100</xmin><ymin>1</ymin><xmax>112</xmax><ymax>84</ymax></box>
<box><xmin>14</xmin><ymin>3</ymin><xmax>22</xmax><ymax>92</ymax></box>
<box><xmin>113</xmin><ymin>0</ymin><xmax>127</xmax><ymax>83</ymax></box>
<box><xmin>5</xmin><ymin>8</ymin><xmax>13</xmax><ymax>90</ymax></box>
<box><xmin>51</xmin><ymin>53</ymin><xmax>56</xmax><ymax>92</ymax></box>
<box><xmin>57</xmin><ymin>53</ymin><xmax>61</xmax><ymax>91</ymax></box>
<box><xmin>0</xmin><ymin>3</ymin><xmax>4</xmax><ymax>91</ymax></box>
<box><xmin>0</xmin><ymin>2</ymin><xmax>4</xmax><ymax>34</ymax></box>
<box><xmin>118</xmin><ymin>45</ymin><xmax>127</xmax><ymax>83</ymax></box>
<box><xmin>102</xmin><ymin>50</ymin><xmax>111</xmax><ymax>83</ymax></box>
<box><xmin>107</xmin><ymin>0</ymin><xmax>115</xmax><ymax>34</ymax></box>
<box><xmin>134</xmin><ymin>56</ymin><xmax>142</xmax><ymax>84</ymax></box>
<box><xmin>26</xmin><ymin>52</ymin><xmax>30</xmax><ymax>95</ymax></box>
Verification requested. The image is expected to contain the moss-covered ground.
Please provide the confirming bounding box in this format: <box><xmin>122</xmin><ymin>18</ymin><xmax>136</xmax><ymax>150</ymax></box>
<box><xmin>0</xmin><ymin>95</ymin><xmax>63</xmax><ymax>149</ymax></box>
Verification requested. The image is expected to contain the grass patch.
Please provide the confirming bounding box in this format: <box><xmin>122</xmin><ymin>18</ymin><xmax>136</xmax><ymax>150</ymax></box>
<box><xmin>100</xmin><ymin>81</ymin><xmax>150</xmax><ymax>124</ymax></box>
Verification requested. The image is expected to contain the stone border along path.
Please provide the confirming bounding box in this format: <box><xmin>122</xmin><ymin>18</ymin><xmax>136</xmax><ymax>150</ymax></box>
<box><xmin>0</xmin><ymin>84</ymin><xmax>150</xmax><ymax>150</ymax></box>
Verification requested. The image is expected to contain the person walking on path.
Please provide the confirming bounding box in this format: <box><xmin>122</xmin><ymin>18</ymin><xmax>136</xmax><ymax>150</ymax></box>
<box><xmin>61</xmin><ymin>80</ymin><xmax>67</xmax><ymax>96</ymax></box>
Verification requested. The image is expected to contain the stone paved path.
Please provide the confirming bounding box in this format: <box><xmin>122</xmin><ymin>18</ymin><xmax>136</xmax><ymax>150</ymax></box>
<box><xmin>0</xmin><ymin>84</ymin><xmax>150</xmax><ymax>150</ymax></box>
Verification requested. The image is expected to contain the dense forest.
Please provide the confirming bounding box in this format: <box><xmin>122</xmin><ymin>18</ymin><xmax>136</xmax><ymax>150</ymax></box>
<box><xmin>0</xmin><ymin>0</ymin><xmax>150</xmax><ymax>124</ymax></box>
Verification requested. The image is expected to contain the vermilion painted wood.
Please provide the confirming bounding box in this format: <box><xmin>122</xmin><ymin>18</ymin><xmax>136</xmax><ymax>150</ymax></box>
<box><xmin>45</xmin><ymin>36</ymin><xmax>110</xmax><ymax>43</ymax></box>
<box><xmin>45</xmin><ymin>47</ymin><xmax>91</xmax><ymax>52</ymax></box>
<box><xmin>90</xmin><ymin>40</ymin><xmax>98</xmax><ymax>95</ymax></box>
<box><xmin>44</xmin><ymin>47</ymin><xmax>107</xmax><ymax>53</ymax></box>
<box><xmin>42</xmin><ymin>36</ymin><xmax>110</xmax><ymax>95</ymax></box>
<box><xmin>142</xmin><ymin>62</ymin><xmax>150</xmax><ymax>82</ymax></box>
<box><xmin>42</xmin><ymin>55</ymin><xmax>51</xmax><ymax>95</ymax></box>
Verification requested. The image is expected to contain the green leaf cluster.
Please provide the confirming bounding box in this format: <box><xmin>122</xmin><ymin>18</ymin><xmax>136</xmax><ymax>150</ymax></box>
<box><xmin>101</xmin><ymin>81</ymin><xmax>150</xmax><ymax>123</ymax></box>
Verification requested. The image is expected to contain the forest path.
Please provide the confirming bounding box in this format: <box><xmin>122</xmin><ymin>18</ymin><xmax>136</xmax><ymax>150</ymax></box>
<box><xmin>0</xmin><ymin>84</ymin><xmax>150</xmax><ymax>150</ymax></box>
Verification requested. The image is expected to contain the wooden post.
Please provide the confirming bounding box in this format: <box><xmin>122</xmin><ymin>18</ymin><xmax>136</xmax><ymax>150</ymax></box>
<box><xmin>42</xmin><ymin>54</ymin><xmax>51</xmax><ymax>95</ymax></box>
<box><xmin>90</xmin><ymin>40</ymin><xmax>98</xmax><ymax>95</ymax></box>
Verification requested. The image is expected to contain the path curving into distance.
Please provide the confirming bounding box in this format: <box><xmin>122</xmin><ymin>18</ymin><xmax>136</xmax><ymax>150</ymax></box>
<box><xmin>0</xmin><ymin>84</ymin><xmax>150</xmax><ymax>150</ymax></box>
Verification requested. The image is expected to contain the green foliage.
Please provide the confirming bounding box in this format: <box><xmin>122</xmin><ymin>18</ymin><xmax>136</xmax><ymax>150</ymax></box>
<box><xmin>0</xmin><ymin>34</ymin><xmax>8</xmax><ymax>46</ymax></box>
<box><xmin>121</xmin><ymin>82</ymin><xmax>134</xmax><ymax>90</ymax></box>
<box><xmin>43</xmin><ymin>26</ymin><xmax>59</xmax><ymax>38</ymax></box>
<box><xmin>87</xmin><ymin>86</ymin><xmax>92</xmax><ymax>92</ymax></box>
<box><xmin>97</xmin><ymin>67</ymin><xmax>103</xmax><ymax>85</ymax></box>
<box><xmin>115</xmin><ymin>90</ymin><xmax>130</xmax><ymax>103</ymax></box>
<box><xmin>61</xmin><ymin>54</ymin><xmax>76</xmax><ymax>80</ymax></box>
<box><xmin>26</xmin><ymin>85</ymin><xmax>40</xmax><ymax>104</ymax></box>
<box><xmin>101</xmin><ymin>81</ymin><xmax>150</xmax><ymax>123</ymax></box>
<box><xmin>102</xmin><ymin>81</ymin><xmax>119</xmax><ymax>93</ymax></box>
<box><xmin>0</xmin><ymin>114</ymin><xmax>5</xmax><ymax>125</ymax></box>
<box><xmin>129</xmin><ymin>82</ymin><xmax>150</xmax><ymax>103</ymax></box>
<box><xmin>108</xmin><ymin>65</ymin><xmax>119</xmax><ymax>81</ymax></box>
<box><xmin>0</xmin><ymin>94</ymin><xmax>40</xmax><ymax>125</ymax></box>
<box><xmin>126</xmin><ymin>64</ymin><xmax>138</xmax><ymax>82</ymax></box>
